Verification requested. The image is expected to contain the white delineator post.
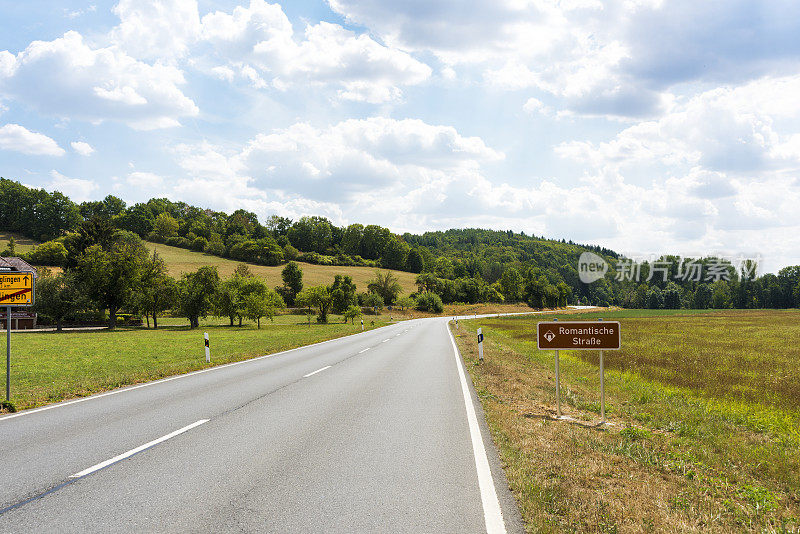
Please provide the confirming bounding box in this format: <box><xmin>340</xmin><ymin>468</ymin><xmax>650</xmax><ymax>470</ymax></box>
<box><xmin>204</xmin><ymin>332</ymin><xmax>210</xmax><ymax>363</ymax></box>
<box><xmin>360</xmin><ymin>319</ymin><xmax>364</xmax><ymax>331</ymax></box>
<box><xmin>477</xmin><ymin>327</ymin><xmax>484</xmax><ymax>361</ymax></box>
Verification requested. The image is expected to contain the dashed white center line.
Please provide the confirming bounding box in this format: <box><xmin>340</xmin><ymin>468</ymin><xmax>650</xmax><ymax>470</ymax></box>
<box><xmin>358</xmin><ymin>348</ymin><xmax>370</xmax><ymax>354</ymax></box>
<box><xmin>71</xmin><ymin>419</ymin><xmax>209</xmax><ymax>478</ymax></box>
<box><xmin>382</xmin><ymin>339</ymin><xmax>390</xmax><ymax>343</ymax></box>
<box><xmin>303</xmin><ymin>365</ymin><xmax>331</xmax><ymax>378</ymax></box>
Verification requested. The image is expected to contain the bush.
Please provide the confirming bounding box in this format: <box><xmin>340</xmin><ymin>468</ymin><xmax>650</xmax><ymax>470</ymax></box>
<box><xmin>205</xmin><ymin>238</ymin><xmax>226</xmax><ymax>256</ymax></box>
<box><xmin>415</xmin><ymin>292</ymin><xmax>444</xmax><ymax>313</ymax></box>
<box><xmin>165</xmin><ymin>236</ymin><xmax>190</xmax><ymax>248</ymax></box>
<box><xmin>25</xmin><ymin>240</ymin><xmax>68</xmax><ymax>266</ymax></box>
<box><xmin>192</xmin><ymin>236</ymin><xmax>208</xmax><ymax>252</ymax></box>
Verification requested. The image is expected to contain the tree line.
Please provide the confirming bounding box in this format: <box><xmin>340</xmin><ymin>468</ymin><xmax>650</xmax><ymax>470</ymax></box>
<box><xmin>4</xmin><ymin>177</ymin><xmax>800</xmax><ymax>312</ymax></box>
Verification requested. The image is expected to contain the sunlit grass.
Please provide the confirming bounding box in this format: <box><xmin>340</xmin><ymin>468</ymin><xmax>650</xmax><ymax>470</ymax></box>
<box><xmin>1</xmin><ymin>319</ymin><xmax>389</xmax><ymax>411</ymax></box>
<box><xmin>454</xmin><ymin>309</ymin><xmax>800</xmax><ymax>532</ymax></box>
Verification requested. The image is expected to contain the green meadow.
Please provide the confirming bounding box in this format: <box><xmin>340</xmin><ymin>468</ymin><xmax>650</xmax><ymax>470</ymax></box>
<box><xmin>453</xmin><ymin>309</ymin><xmax>800</xmax><ymax>532</ymax></box>
<box><xmin>1</xmin><ymin>317</ymin><xmax>389</xmax><ymax>411</ymax></box>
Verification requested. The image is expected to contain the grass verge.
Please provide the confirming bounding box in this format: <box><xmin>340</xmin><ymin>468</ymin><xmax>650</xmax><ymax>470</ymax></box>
<box><xmin>452</xmin><ymin>309</ymin><xmax>800</xmax><ymax>533</ymax></box>
<box><xmin>1</xmin><ymin>319</ymin><xmax>389</xmax><ymax>411</ymax></box>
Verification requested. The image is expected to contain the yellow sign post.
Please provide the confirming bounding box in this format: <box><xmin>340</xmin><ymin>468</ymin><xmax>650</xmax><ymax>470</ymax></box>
<box><xmin>1</xmin><ymin>271</ymin><xmax>35</xmax><ymax>401</ymax></box>
<box><xmin>0</xmin><ymin>272</ymin><xmax>35</xmax><ymax>306</ymax></box>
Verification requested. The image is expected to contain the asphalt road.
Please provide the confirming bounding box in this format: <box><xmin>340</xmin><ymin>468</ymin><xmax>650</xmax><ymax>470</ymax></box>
<box><xmin>0</xmin><ymin>317</ymin><xmax>525</xmax><ymax>533</ymax></box>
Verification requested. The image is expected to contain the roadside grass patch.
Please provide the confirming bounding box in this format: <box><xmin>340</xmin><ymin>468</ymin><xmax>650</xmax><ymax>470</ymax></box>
<box><xmin>452</xmin><ymin>309</ymin><xmax>800</xmax><ymax>532</ymax></box>
<box><xmin>1</xmin><ymin>319</ymin><xmax>388</xmax><ymax>410</ymax></box>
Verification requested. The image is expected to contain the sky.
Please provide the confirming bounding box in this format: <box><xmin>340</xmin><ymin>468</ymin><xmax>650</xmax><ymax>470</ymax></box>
<box><xmin>1</xmin><ymin>0</ymin><xmax>799</xmax><ymax>273</ymax></box>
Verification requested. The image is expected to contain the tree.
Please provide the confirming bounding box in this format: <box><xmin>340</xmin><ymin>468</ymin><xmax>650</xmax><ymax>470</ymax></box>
<box><xmin>396</xmin><ymin>295</ymin><xmax>416</xmax><ymax>310</ymax></box>
<box><xmin>233</xmin><ymin>263</ymin><xmax>254</xmax><ymax>278</ymax></box>
<box><xmin>178</xmin><ymin>266</ymin><xmax>220</xmax><ymax>328</ymax></box>
<box><xmin>134</xmin><ymin>251</ymin><xmax>176</xmax><ymax>329</ymax></box>
<box><xmin>280</xmin><ymin>261</ymin><xmax>303</xmax><ymax>306</ymax></box>
<box><xmin>25</xmin><ymin>240</ymin><xmax>68</xmax><ymax>266</ymax></box>
<box><xmin>215</xmin><ymin>276</ymin><xmax>245</xmax><ymax>327</ymax></box>
<box><xmin>367</xmin><ymin>270</ymin><xmax>402</xmax><ymax>305</ymax></box>
<box><xmin>415</xmin><ymin>292</ymin><xmax>444</xmax><ymax>313</ymax></box>
<box><xmin>152</xmin><ymin>212</ymin><xmax>179</xmax><ymax>240</ymax></box>
<box><xmin>342</xmin><ymin>304</ymin><xmax>362</xmax><ymax>324</ymax></box>
<box><xmin>296</xmin><ymin>285</ymin><xmax>333</xmax><ymax>323</ymax></box>
<box><xmin>646</xmin><ymin>287</ymin><xmax>664</xmax><ymax>309</ymax></box>
<box><xmin>693</xmin><ymin>284</ymin><xmax>712</xmax><ymax>309</ymax></box>
<box><xmin>330</xmin><ymin>274</ymin><xmax>357</xmax><ymax>314</ymax></box>
<box><xmin>663</xmin><ymin>282</ymin><xmax>681</xmax><ymax>309</ymax></box>
<box><xmin>33</xmin><ymin>271</ymin><xmax>80</xmax><ymax>332</ymax></box>
<box><xmin>711</xmin><ymin>280</ymin><xmax>732</xmax><ymax>309</ymax></box>
<box><xmin>361</xmin><ymin>292</ymin><xmax>384</xmax><ymax>314</ymax></box>
<box><xmin>243</xmin><ymin>285</ymin><xmax>284</xmax><ymax>327</ymax></box>
<box><xmin>76</xmin><ymin>231</ymin><xmax>149</xmax><ymax>329</ymax></box>
<box><xmin>500</xmin><ymin>267</ymin><xmax>523</xmax><ymax>302</ymax></box>
<box><xmin>405</xmin><ymin>248</ymin><xmax>424</xmax><ymax>273</ymax></box>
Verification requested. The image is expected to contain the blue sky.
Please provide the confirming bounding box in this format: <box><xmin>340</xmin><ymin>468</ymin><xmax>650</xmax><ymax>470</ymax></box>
<box><xmin>1</xmin><ymin>0</ymin><xmax>799</xmax><ymax>272</ymax></box>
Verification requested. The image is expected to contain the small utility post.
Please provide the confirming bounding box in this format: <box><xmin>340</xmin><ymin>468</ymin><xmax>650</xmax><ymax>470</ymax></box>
<box><xmin>204</xmin><ymin>332</ymin><xmax>210</xmax><ymax>363</ymax></box>
<box><xmin>360</xmin><ymin>318</ymin><xmax>364</xmax><ymax>331</ymax></box>
<box><xmin>477</xmin><ymin>327</ymin><xmax>484</xmax><ymax>361</ymax></box>
<box><xmin>455</xmin><ymin>318</ymin><xmax>458</xmax><ymax>330</ymax></box>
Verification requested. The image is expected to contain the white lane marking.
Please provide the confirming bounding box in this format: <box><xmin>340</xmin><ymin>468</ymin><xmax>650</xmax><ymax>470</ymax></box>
<box><xmin>303</xmin><ymin>365</ymin><xmax>331</xmax><ymax>378</ymax></box>
<box><xmin>381</xmin><ymin>339</ymin><xmax>389</xmax><ymax>343</ymax></box>
<box><xmin>358</xmin><ymin>348</ymin><xmax>370</xmax><ymax>354</ymax></box>
<box><xmin>71</xmin><ymin>419</ymin><xmax>208</xmax><ymax>478</ymax></box>
<box><xmin>0</xmin><ymin>324</ymin><xmax>395</xmax><ymax>423</ymax></box>
<box><xmin>447</xmin><ymin>323</ymin><xmax>506</xmax><ymax>534</ymax></box>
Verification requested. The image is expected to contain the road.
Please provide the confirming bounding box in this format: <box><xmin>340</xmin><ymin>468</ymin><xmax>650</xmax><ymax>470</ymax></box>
<box><xmin>0</xmin><ymin>317</ymin><xmax>526</xmax><ymax>533</ymax></box>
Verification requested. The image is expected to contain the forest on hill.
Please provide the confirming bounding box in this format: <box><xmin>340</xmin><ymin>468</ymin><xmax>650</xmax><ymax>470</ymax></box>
<box><xmin>3</xmin><ymin>177</ymin><xmax>800</xmax><ymax>313</ymax></box>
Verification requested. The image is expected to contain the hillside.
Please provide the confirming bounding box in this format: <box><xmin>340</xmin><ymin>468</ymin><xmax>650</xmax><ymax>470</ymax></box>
<box><xmin>146</xmin><ymin>242</ymin><xmax>419</xmax><ymax>296</ymax></box>
<box><xmin>0</xmin><ymin>231</ymin><xmax>37</xmax><ymax>255</ymax></box>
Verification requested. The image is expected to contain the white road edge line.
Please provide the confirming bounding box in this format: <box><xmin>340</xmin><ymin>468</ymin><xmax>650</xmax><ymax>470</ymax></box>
<box><xmin>0</xmin><ymin>324</ymin><xmax>389</xmax><ymax>423</ymax></box>
<box><xmin>382</xmin><ymin>339</ymin><xmax>389</xmax><ymax>343</ymax></box>
<box><xmin>303</xmin><ymin>365</ymin><xmax>331</xmax><ymax>378</ymax></box>
<box><xmin>71</xmin><ymin>419</ymin><xmax>208</xmax><ymax>478</ymax></box>
<box><xmin>358</xmin><ymin>348</ymin><xmax>370</xmax><ymax>354</ymax></box>
<box><xmin>446</xmin><ymin>322</ymin><xmax>506</xmax><ymax>534</ymax></box>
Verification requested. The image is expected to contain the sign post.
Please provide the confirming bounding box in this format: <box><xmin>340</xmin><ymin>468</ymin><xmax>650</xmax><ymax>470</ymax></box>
<box><xmin>204</xmin><ymin>332</ymin><xmax>210</xmax><ymax>363</ymax></box>
<box><xmin>1</xmin><ymin>272</ymin><xmax>35</xmax><ymax>401</ymax></box>
<box><xmin>537</xmin><ymin>319</ymin><xmax>621</xmax><ymax>421</ymax></box>
<box><xmin>5</xmin><ymin>306</ymin><xmax>10</xmax><ymax>402</ymax></box>
<box><xmin>477</xmin><ymin>328</ymin><xmax>484</xmax><ymax>361</ymax></box>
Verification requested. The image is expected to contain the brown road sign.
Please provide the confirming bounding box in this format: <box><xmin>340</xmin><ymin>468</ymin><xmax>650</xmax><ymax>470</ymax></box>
<box><xmin>537</xmin><ymin>321</ymin><xmax>621</xmax><ymax>350</ymax></box>
<box><xmin>0</xmin><ymin>272</ymin><xmax>35</xmax><ymax>306</ymax></box>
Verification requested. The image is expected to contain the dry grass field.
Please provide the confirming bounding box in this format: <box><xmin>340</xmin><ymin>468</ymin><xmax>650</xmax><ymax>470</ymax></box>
<box><xmin>453</xmin><ymin>309</ymin><xmax>800</xmax><ymax>533</ymax></box>
<box><xmin>0</xmin><ymin>231</ymin><xmax>37</xmax><ymax>254</ymax></box>
<box><xmin>146</xmin><ymin>242</ymin><xmax>419</xmax><ymax>295</ymax></box>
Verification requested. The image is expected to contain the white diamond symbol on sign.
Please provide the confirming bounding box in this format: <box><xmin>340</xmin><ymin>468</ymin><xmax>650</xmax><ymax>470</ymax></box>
<box><xmin>544</xmin><ymin>330</ymin><xmax>555</xmax><ymax>342</ymax></box>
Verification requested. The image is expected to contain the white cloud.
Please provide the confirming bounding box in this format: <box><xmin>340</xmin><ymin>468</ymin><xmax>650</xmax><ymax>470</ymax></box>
<box><xmin>0</xmin><ymin>123</ymin><xmax>65</xmax><ymax>156</ymax></box>
<box><xmin>126</xmin><ymin>171</ymin><xmax>164</xmax><ymax>189</ymax></box>
<box><xmin>0</xmin><ymin>31</ymin><xmax>198</xmax><ymax>128</ymax></box>
<box><xmin>70</xmin><ymin>141</ymin><xmax>94</xmax><ymax>156</ymax></box>
<box><xmin>198</xmin><ymin>1</ymin><xmax>431</xmax><ymax>102</ymax></box>
<box><xmin>110</xmin><ymin>0</ymin><xmax>201</xmax><ymax>61</ymax></box>
<box><xmin>328</xmin><ymin>0</ymin><xmax>800</xmax><ymax>118</ymax></box>
<box><xmin>523</xmin><ymin>97</ymin><xmax>551</xmax><ymax>115</ymax></box>
<box><xmin>48</xmin><ymin>170</ymin><xmax>98</xmax><ymax>202</ymax></box>
<box><xmin>556</xmin><ymin>75</ymin><xmax>800</xmax><ymax>177</ymax></box>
